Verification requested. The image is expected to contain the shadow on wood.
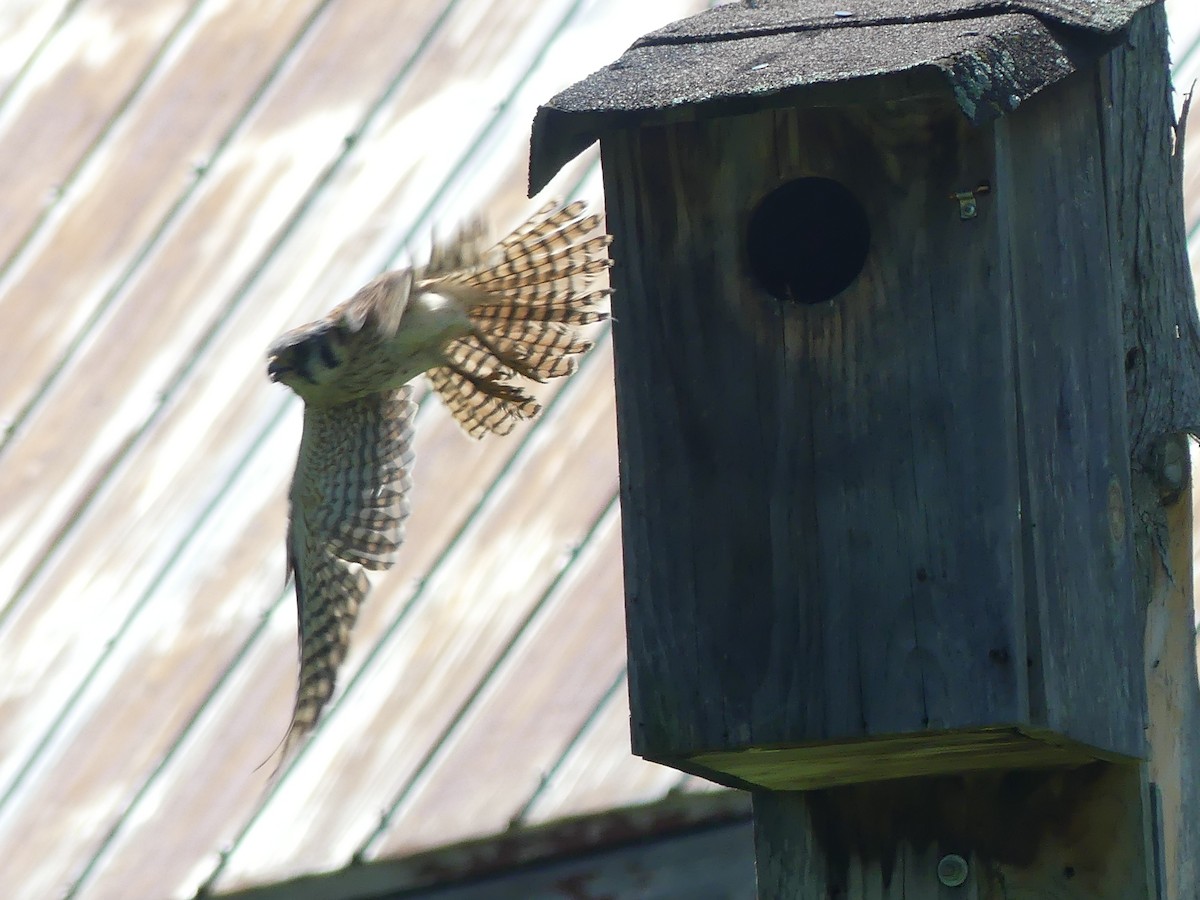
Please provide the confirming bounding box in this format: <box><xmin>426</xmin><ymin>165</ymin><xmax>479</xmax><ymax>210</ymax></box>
<box><xmin>753</xmin><ymin>762</ymin><xmax>1155</xmax><ymax>898</ymax></box>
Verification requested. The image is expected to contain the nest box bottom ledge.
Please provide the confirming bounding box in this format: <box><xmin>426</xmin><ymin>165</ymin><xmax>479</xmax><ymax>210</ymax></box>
<box><xmin>662</xmin><ymin>727</ymin><xmax>1139</xmax><ymax>792</ymax></box>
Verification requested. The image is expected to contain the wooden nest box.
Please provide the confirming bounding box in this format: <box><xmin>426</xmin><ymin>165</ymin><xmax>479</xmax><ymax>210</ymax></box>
<box><xmin>530</xmin><ymin>0</ymin><xmax>1154</xmax><ymax>791</ymax></box>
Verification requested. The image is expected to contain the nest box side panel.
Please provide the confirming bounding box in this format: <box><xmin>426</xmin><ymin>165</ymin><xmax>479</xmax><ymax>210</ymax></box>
<box><xmin>603</xmin><ymin>101</ymin><xmax>1031</xmax><ymax>778</ymax></box>
<box><xmin>995</xmin><ymin>70</ymin><xmax>1142</xmax><ymax>759</ymax></box>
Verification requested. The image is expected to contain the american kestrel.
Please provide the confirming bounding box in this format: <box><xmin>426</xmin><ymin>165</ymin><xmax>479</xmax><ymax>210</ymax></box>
<box><xmin>266</xmin><ymin>200</ymin><xmax>610</xmax><ymax>759</ymax></box>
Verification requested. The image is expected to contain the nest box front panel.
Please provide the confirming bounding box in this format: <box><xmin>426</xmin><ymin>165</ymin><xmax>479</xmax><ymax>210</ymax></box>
<box><xmin>604</xmin><ymin>70</ymin><xmax>1140</xmax><ymax>788</ymax></box>
<box><xmin>605</xmin><ymin>101</ymin><xmax>1028</xmax><ymax>763</ymax></box>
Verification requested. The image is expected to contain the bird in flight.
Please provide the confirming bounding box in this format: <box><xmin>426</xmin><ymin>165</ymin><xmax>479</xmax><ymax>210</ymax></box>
<box><xmin>266</xmin><ymin>200</ymin><xmax>611</xmax><ymax>761</ymax></box>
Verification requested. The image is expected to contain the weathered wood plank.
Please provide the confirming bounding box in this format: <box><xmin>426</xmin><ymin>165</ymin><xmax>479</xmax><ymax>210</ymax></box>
<box><xmin>1107</xmin><ymin>5</ymin><xmax>1200</xmax><ymax>451</ymax></box>
<box><xmin>1144</xmin><ymin>442</ymin><xmax>1200</xmax><ymax>900</ymax></box>
<box><xmin>0</xmin><ymin>0</ymin><xmax>735</xmax><ymax>895</ymax></box>
<box><xmin>1103</xmin><ymin>7</ymin><xmax>1200</xmax><ymax>896</ymax></box>
<box><xmin>0</xmin><ymin>0</ymin><xmax>468</xmax><ymax>802</ymax></box>
<box><xmin>0</xmin><ymin>3</ymin><xmax>605</xmax><ymax>896</ymax></box>
<box><xmin>378</xmin><ymin>816</ymin><xmax>754</xmax><ymax>900</ymax></box>
<box><xmin>0</xmin><ymin>0</ymin><xmax>689</xmax><ymax>880</ymax></box>
<box><xmin>209</xmin><ymin>803</ymin><xmax>755</xmax><ymax>900</ymax></box>
<box><xmin>0</xmin><ymin>0</ymin><xmax>333</xmax><ymax>598</ymax></box>
<box><xmin>994</xmin><ymin>68</ymin><xmax>1141</xmax><ymax>757</ymax></box>
<box><xmin>14</xmin><ymin>361</ymin><xmax>590</xmax><ymax>900</ymax></box>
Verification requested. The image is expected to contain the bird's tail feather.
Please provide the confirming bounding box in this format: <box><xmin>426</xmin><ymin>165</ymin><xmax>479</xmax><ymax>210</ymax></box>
<box><xmin>429</xmin><ymin>200</ymin><xmax>611</xmax><ymax>438</ymax></box>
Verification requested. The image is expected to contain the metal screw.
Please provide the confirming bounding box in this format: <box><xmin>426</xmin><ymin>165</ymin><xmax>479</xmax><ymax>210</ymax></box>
<box><xmin>950</xmin><ymin>182</ymin><xmax>991</xmax><ymax>220</ymax></box>
<box><xmin>938</xmin><ymin>853</ymin><xmax>969</xmax><ymax>887</ymax></box>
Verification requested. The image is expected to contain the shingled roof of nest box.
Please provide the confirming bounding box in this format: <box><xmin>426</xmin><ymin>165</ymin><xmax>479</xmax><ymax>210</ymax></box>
<box><xmin>529</xmin><ymin>0</ymin><xmax>1157</xmax><ymax>194</ymax></box>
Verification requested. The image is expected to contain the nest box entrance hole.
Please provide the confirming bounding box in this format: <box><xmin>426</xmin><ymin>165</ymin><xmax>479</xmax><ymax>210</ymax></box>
<box><xmin>746</xmin><ymin>176</ymin><xmax>870</xmax><ymax>305</ymax></box>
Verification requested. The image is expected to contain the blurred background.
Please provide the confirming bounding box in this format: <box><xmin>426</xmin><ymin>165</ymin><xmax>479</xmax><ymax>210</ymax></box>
<box><xmin>0</xmin><ymin>1</ymin><xmax>1196</xmax><ymax>897</ymax></box>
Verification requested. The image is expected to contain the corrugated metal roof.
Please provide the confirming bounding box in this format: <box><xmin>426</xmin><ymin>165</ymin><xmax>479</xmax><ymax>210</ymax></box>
<box><xmin>0</xmin><ymin>1</ymin><xmax>1196</xmax><ymax>898</ymax></box>
<box><xmin>0</xmin><ymin>1</ymin><xmax>717</xmax><ymax>898</ymax></box>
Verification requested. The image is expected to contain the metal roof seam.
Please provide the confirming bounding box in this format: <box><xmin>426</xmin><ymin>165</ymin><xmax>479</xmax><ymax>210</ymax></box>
<box><xmin>0</xmin><ymin>0</ymin><xmax>343</xmax><ymax>622</ymax></box>
<box><xmin>52</xmin><ymin>397</ymin><xmax>300</xmax><ymax>899</ymax></box>
<box><xmin>20</xmin><ymin>1</ymin><xmax>1200</xmax><ymax>895</ymax></box>
<box><xmin>215</xmin><ymin>71</ymin><xmax>604</xmax><ymax>834</ymax></box>
<box><xmin>0</xmin><ymin>0</ymin><xmax>84</xmax><ymax>111</ymax></box>
<box><xmin>0</xmin><ymin>0</ymin><xmax>206</xmax><ymax>288</ymax></box>
<box><xmin>355</xmin><ymin>489</ymin><xmax>623</xmax><ymax>862</ymax></box>
<box><xmin>506</xmin><ymin>663</ymin><xmax>630</xmax><ymax>830</ymax></box>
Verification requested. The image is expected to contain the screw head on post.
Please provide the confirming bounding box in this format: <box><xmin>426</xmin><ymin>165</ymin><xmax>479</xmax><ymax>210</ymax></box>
<box><xmin>937</xmin><ymin>853</ymin><xmax>968</xmax><ymax>887</ymax></box>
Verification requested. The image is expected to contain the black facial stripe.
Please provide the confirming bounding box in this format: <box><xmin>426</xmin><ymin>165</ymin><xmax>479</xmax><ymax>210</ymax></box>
<box><xmin>315</xmin><ymin>332</ymin><xmax>339</xmax><ymax>370</ymax></box>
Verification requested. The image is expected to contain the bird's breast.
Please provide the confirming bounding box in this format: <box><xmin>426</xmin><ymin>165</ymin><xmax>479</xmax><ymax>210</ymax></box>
<box><xmin>379</xmin><ymin>288</ymin><xmax>473</xmax><ymax>384</ymax></box>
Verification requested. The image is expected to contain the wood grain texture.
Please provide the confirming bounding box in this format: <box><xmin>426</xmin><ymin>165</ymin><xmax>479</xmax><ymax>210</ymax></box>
<box><xmin>606</xmin><ymin>102</ymin><xmax>1019</xmax><ymax>764</ymax></box>
<box><xmin>688</xmin><ymin>729</ymin><xmax>1114</xmax><ymax>792</ymax></box>
<box><xmin>993</xmin><ymin>68</ymin><xmax>1141</xmax><ymax>758</ymax></box>
<box><xmin>604</xmin><ymin>85</ymin><xmax>1138</xmax><ymax>784</ymax></box>
<box><xmin>205</xmin><ymin>342</ymin><xmax>621</xmax><ymax>892</ymax></box>
<box><xmin>0</xmin><ymin>0</ymin><xmax>195</xmax><ymax>269</ymax></box>
<box><xmin>0</xmin><ymin>1</ymin><xmax>480</xmax><ymax>885</ymax></box>
<box><xmin>1102</xmin><ymin>7</ymin><xmax>1200</xmax><ymax>897</ymax></box>
<box><xmin>1143</xmin><ymin>443</ymin><xmax>1200</xmax><ymax>899</ymax></box>
<box><xmin>1103</xmin><ymin>4</ymin><xmax>1200</xmax><ymax>455</ymax></box>
<box><xmin>0</xmin><ymin>0</ymin><xmax>331</xmax><ymax>597</ymax></box>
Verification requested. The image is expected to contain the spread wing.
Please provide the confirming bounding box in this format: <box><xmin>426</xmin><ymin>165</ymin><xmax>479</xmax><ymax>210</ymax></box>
<box><xmin>280</xmin><ymin>387</ymin><xmax>417</xmax><ymax>760</ymax></box>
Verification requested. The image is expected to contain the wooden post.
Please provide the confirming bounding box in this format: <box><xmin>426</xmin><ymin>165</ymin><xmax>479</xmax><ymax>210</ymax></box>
<box><xmin>752</xmin><ymin>765</ymin><xmax>1155</xmax><ymax>897</ymax></box>
<box><xmin>530</xmin><ymin>1</ymin><xmax>1200</xmax><ymax>895</ymax></box>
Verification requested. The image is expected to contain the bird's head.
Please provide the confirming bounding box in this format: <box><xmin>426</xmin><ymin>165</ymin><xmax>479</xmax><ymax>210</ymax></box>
<box><xmin>266</xmin><ymin>319</ymin><xmax>352</xmax><ymax>397</ymax></box>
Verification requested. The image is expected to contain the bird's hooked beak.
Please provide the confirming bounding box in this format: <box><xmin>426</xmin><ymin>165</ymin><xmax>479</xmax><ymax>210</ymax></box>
<box><xmin>266</xmin><ymin>328</ymin><xmax>313</xmax><ymax>385</ymax></box>
<box><xmin>266</xmin><ymin>351</ymin><xmax>291</xmax><ymax>383</ymax></box>
<box><xmin>266</xmin><ymin>337</ymin><xmax>301</xmax><ymax>383</ymax></box>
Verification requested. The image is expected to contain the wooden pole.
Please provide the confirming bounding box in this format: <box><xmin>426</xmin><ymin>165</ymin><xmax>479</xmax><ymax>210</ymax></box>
<box><xmin>1141</xmin><ymin>436</ymin><xmax>1199</xmax><ymax>899</ymax></box>
<box><xmin>752</xmin><ymin>765</ymin><xmax>1156</xmax><ymax>897</ymax></box>
<box><xmin>1108</xmin><ymin>2</ymin><xmax>1200</xmax><ymax>896</ymax></box>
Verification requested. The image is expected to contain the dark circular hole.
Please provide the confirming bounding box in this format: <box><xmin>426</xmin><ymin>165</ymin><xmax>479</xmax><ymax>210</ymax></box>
<box><xmin>746</xmin><ymin>176</ymin><xmax>870</xmax><ymax>305</ymax></box>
